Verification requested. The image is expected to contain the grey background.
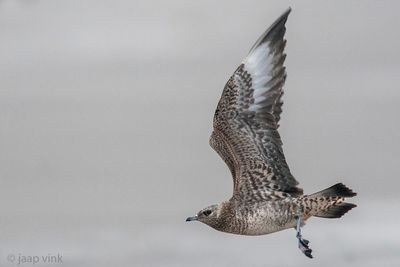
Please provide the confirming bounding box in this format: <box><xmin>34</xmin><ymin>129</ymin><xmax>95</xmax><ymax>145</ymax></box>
<box><xmin>1</xmin><ymin>0</ymin><xmax>399</xmax><ymax>266</ymax></box>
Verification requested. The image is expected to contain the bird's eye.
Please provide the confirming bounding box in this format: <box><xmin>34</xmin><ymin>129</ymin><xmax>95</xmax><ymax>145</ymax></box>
<box><xmin>203</xmin><ymin>210</ymin><xmax>212</xmax><ymax>216</ymax></box>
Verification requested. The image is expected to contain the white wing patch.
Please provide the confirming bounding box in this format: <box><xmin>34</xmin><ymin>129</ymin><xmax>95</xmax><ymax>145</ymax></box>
<box><xmin>242</xmin><ymin>43</ymin><xmax>273</xmax><ymax>112</ymax></box>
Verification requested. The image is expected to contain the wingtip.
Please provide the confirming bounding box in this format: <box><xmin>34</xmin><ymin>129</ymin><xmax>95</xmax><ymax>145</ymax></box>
<box><xmin>272</xmin><ymin>7</ymin><xmax>292</xmax><ymax>26</ymax></box>
<box><xmin>276</xmin><ymin>7</ymin><xmax>292</xmax><ymax>25</ymax></box>
<box><xmin>283</xmin><ymin>7</ymin><xmax>292</xmax><ymax>17</ymax></box>
<box><xmin>247</xmin><ymin>8</ymin><xmax>292</xmax><ymax>55</ymax></box>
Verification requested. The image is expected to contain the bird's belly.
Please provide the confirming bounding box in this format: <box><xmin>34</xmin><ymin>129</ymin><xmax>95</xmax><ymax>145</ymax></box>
<box><xmin>240</xmin><ymin>210</ymin><xmax>297</xmax><ymax>236</ymax></box>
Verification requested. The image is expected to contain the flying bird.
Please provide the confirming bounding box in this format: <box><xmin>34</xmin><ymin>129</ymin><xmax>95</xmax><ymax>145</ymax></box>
<box><xmin>186</xmin><ymin>8</ymin><xmax>357</xmax><ymax>258</ymax></box>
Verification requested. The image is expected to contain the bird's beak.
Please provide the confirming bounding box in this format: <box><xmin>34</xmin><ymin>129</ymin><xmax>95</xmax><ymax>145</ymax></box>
<box><xmin>186</xmin><ymin>215</ymin><xmax>198</xmax><ymax>222</ymax></box>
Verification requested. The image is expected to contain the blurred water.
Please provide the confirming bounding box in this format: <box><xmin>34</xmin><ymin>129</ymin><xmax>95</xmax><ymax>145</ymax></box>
<box><xmin>1</xmin><ymin>0</ymin><xmax>400</xmax><ymax>266</ymax></box>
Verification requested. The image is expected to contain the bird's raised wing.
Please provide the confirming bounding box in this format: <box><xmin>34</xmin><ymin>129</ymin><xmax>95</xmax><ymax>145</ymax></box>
<box><xmin>209</xmin><ymin>8</ymin><xmax>303</xmax><ymax>203</ymax></box>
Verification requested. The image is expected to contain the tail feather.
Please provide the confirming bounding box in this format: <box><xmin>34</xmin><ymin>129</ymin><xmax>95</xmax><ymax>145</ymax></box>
<box><xmin>314</xmin><ymin>203</ymin><xmax>357</xmax><ymax>218</ymax></box>
<box><xmin>304</xmin><ymin>183</ymin><xmax>357</xmax><ymax>219</ymax></box>
<box><xmin>310</xmin><ymin>183</ymin><xmax>357</xmax><ymax>198</ymax></box>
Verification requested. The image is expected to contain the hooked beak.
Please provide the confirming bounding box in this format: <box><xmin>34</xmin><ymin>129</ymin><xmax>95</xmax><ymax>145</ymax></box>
<box><xmin>186</xmin><ymin>215</ymin><xmax>198</xmax><ymax>222</ymax></box>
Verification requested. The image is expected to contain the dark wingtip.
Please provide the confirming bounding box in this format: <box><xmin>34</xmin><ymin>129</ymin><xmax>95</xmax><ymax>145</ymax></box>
<box><xmin>248</xmin><ymin>7</ymin><xmax>292</xmax><ymax>54</ymax></box>
<box><xmin>284</xmin><ymin>186</ymin><xmax>304</xmax><ymax>197</ymax></box>
<box><xmin>282</xmin><ymin>7</ymin><xmax>292</xmax><ymax>19</ymax></box>
<box><xmin>270</xmin><ymin>7</ymin><xmax>292</xmax><ymax>30</ymax></box>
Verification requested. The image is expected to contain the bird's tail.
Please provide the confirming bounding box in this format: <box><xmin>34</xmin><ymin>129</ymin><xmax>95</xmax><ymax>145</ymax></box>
<box><xmin>302</xmin><ymin>183</ymin><xmax>357</xmax><ymax>218</ymax></box>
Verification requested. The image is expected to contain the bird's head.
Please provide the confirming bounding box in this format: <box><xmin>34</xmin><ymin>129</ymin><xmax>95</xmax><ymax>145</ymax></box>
<box><xmin>186</xmin><ymin>203</ymin><xmax>228</xmax><ymax>231</ymax></box>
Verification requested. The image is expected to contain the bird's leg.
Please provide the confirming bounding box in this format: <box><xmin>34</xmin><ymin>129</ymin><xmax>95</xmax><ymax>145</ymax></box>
<box><xmin>295</xmin><ymin>209</ymin><xmax>313</xmax><ymax>258</ymax></box>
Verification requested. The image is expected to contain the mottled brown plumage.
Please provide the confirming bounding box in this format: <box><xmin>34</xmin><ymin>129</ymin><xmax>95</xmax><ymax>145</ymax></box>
<box><xmin>187</xmin><ymin>8</ymin><xmax>357</xmax><ymax>258</ymax></box>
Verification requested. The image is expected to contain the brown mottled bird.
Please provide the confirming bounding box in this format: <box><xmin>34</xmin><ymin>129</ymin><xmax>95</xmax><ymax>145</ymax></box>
<box><xmin>186</xmin><ymin>8</ymin><xmax>357</xmax><ymax>258</ymax></box>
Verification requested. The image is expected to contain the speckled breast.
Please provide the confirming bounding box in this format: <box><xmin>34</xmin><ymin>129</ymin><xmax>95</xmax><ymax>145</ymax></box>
<box><xmin>235</xmin><ymin>201</ymin><xmax>298</xmax><ymax>236</ymax></box>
